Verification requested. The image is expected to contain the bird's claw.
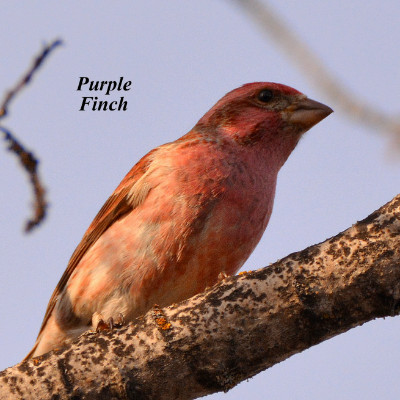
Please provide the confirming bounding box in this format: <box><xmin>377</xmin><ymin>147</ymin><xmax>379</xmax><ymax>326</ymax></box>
<box><xmin>92</xmin><ymin>312</ymin><xmax>125</xmax><ymax>332</ymax></box>
<box><xmin>217</xmin><ymin>271</ymin><xmax>228</xmax><ymax>281</ymax></box>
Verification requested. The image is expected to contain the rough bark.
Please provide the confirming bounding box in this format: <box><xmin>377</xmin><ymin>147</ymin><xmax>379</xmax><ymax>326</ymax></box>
<box><xmin>1</xmin><ymin>194</ymin><xmax>399</xmax><ymax>400</ymax></box>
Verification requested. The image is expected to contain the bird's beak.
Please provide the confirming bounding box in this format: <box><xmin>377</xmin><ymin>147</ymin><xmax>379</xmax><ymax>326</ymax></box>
<box><xmin>283</xmin><ymin>97</ymin><xmax>333</xmax><ymax>129</ymax></box>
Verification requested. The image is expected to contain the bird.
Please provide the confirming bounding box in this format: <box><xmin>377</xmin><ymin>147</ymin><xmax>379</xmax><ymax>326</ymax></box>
<box><xmin>25</xmin><ymin>82</ymin><xmax>332</xmax><ymax>359</ymax></box>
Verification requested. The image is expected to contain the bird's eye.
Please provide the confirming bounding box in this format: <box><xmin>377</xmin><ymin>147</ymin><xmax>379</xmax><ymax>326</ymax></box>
<box><xmin>257</xmin><ymin>89</ymin><xmax>274</xmax><ymax>103</ymax></box>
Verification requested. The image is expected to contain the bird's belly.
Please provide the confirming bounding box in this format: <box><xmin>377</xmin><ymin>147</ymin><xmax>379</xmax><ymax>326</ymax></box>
<box><xmin>126</xmin><ymin>192</ymin><xmax>274</xmax><ymax>313</ymax></box>
<box><xmin>61</xmin><ymin>186</ymin><xmax>273</xmax><ymax>326</ymax></box>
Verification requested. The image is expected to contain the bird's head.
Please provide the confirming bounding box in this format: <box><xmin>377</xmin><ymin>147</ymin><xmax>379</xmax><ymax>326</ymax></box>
<box><xmin>195</xmin><ymin>82</ymin><xmax>332</xmax><ymax>165</ymax></box>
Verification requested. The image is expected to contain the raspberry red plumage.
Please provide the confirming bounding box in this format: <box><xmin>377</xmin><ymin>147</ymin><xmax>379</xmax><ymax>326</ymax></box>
<box><xmin>26</xmin><ymin>82</ymin><xmax>332</xmax><ymax>359</ymax></box>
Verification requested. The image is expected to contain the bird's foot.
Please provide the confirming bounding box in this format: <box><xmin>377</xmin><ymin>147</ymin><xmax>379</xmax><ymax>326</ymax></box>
<box><xmin>217</xmin><ymin>271</ymin><xmax>229</xmax><ymax>281</ymax></box>
<box><xmin>204</xmin><ymin>271</ymin><xmax>229</xmax><ymax>291</ymax></box>
<box><xmin>92</xmin><ymin>312</ymin><xmax>125</xmax><ymax>332</ymax></box>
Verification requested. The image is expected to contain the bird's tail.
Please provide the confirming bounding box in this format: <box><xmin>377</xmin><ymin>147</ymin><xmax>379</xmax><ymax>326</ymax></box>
<box><xmin>23</xmin><ymin>340</ymin><xmax>40</xmax><ymax>361</ymax></box>
<box><xmin>23</xmin><ymin>313</ymin><xmax>67</xmax><ymax>361</ymax></box>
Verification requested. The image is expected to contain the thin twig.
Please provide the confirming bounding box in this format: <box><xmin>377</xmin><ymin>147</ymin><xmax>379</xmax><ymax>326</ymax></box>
<box><xmin>0</xmin><ymin>39</ymin><xmax>63</xmax><ymax>119</ymax></box>
<box><xmin>0</xmin><ymin>39</ymin><xmax>63</xmax><ymax>232</ymax></box>
<box><xmin>232</xmin><ymin>0</ymin><xmax>400</xmax><ymax>145</ymax></box>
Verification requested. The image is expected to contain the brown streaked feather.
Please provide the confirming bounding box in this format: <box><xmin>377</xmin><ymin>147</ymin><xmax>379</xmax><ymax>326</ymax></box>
<box><xmin>34</xmin><ymin>148</ymin><xmax>159</xmax><ymax>339</ymax></box>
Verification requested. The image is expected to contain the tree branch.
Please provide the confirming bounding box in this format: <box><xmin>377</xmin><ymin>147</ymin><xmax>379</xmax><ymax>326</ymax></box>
<box><xmin>0</xmin><ymin>39</ymin><xmax>62</xmax><ymax>232</ymax></box>
<box><xmin>232</xmin><ymin>0</ymin><xmax>400</xmax><ymax>147</ymax></box>
<box><xmin>1</xmin><ymin>194</ymin><xmax>399</xmax><ymax>399</ymax></box>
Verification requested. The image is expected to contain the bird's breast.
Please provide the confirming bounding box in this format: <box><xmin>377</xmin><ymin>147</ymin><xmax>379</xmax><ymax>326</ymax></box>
<box><xmin>65</xmin><ymin>148</ymin><xmax>278</xmax><ymax>321</ymax></box>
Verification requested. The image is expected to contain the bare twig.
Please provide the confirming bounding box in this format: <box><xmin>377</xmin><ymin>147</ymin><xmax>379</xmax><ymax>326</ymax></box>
<box><xmin>0</xmin><ymin>39</ymin><xmax>63</xmax><ymax>119</ymax></box>
<box><xmin>0</xmin><ymin>39</ymin><xmax>63</xmax><ymax>232</ymax></box>
<box><xmin>232</xmin><ymin>0</ymin><xmax>400</xmax><ymax>145</ymax></box>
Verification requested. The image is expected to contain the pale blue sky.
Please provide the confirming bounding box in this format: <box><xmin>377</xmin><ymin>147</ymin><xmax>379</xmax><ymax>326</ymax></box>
<box><xmin>1</xmin><ymin>1</ymin><xmax>399</xmax><ymax>398</ymax></box>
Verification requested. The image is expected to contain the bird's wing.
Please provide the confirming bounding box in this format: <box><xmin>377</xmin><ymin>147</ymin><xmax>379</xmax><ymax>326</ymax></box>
<box><xmin>35</xmin><ymin>148</ymin><xmax>159</xmax><ymax>338</ymax></box>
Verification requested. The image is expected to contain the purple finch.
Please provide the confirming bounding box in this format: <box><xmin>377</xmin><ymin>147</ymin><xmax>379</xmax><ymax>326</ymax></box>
<box><xmin>26</xmin><ymin>82</ymin><xmax>332</xmax><ymax>359</ymax></box>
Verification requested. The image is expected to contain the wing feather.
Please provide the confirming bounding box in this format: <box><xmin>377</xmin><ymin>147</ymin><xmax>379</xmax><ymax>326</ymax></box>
<box><xmin>34</xmin><ymin>148</ymin><xmax>158</xmax><ymax>338</ymax></box>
